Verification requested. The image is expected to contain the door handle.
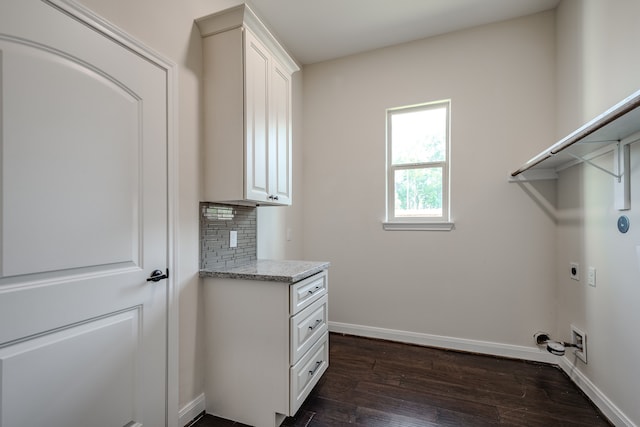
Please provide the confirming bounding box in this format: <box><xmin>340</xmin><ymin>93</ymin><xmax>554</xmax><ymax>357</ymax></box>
<box><xmin>147</xmin><ymin>269</ymin><xmax>169</xmax><ymax>282</ymax></box>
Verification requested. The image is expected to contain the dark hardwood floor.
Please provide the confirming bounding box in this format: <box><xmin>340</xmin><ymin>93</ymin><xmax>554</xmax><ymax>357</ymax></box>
<box><xmin>191</xmin><ymin>333</ymin><xmax>612</xmax><ymax>426</ymax></box>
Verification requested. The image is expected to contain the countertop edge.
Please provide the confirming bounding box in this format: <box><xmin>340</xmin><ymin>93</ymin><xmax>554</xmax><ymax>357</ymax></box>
<box><xmin>199</xmin><ymin>260</ymin><xmax>329</xmax><ymax>283</ymax></box>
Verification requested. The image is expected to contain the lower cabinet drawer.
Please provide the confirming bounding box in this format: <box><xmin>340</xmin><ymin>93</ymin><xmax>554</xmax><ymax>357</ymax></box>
<box><xmin>290</xmin><ymin>295</ymin><xmax>328</xmax><ymax>365</ymax></box>
<box><xmin>290</xmin><ymin>270</ymin><xmax>327</xmax><ymax>314</ymax></box>
<box><xmin>289</xmin><ymin>331</ymin><xmax>329</xmax><ymax>415</ymax></box>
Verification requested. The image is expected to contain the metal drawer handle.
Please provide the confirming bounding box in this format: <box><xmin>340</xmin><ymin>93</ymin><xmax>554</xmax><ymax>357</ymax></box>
<box><xmin>307</xmin><ymin>286</ymin><xmax>321</xmax><ymax>296</ymax></box>
<box><xmin>308</xmin><ymin>319</ymin><xmax>322</xmax><ymax>331</ymax></box>
<box><xmin>308</xmin><ymin>361</ymin><xmax>322</xmax><ymax>377</ymax></box>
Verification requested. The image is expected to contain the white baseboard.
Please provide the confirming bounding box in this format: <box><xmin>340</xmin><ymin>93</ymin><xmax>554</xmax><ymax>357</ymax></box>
<box><xmin>179</xmin><ymin>393</ymin><xmax>206</xmax><ymax>427</ymax></box>
<box><xmin>329</xmin><ymin>321</ymin><xmax>634</xmax><ymax>426</ymax></box>
<box><xmin>558</xmin><ymin>357</ymin><xmax>636</xmax><ymax>427</ymax></box>
<box><xmin>329</xmin><ymin>321</ymin><xmax>556</xmax><ymax>364</ymax></box>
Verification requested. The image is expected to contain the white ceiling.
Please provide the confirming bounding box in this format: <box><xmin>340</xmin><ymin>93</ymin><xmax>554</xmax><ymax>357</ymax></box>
<box><xmin>247</xmin><ymin>0</ymin><xmax>560</xmax><ymax>65</ymax></box>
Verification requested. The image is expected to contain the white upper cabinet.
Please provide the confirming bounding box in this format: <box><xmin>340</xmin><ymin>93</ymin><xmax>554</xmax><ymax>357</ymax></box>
<box><xmin>196</xmin><ymin>5</ymin><xmax>299</xmax><ymax>206</ymax></box>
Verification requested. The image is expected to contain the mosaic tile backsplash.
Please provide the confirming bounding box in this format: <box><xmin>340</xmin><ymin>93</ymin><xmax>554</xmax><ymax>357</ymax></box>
<box><xmin>200</xmin><ymin>202</ymin><xmax>257</xmax><ymax>270</ymax></box>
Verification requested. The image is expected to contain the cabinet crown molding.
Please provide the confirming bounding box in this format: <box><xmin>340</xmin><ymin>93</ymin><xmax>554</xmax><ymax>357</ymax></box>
<box><xmin>196</xmin><ymin>3</ymin><xmax>300</xmax><ymax>74</ymax></box>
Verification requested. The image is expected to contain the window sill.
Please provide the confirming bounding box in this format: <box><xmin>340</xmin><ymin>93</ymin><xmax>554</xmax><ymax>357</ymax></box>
<box><xmin>382</xmin><ymin>221</ymin><xmax>455</xmax><ymax>231</ymax></box>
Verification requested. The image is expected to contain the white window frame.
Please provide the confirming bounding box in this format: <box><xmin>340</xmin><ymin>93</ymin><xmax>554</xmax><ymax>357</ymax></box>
<box><xmin>383</xmin><ymin>100</ymin><xmax>453</xmax><ymax>231</ymax></box>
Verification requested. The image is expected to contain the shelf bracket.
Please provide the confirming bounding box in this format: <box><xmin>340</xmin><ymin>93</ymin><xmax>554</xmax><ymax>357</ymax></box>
<box><xmin>565</xmin><ymin>151</ymin><xmax>622</xmax><ymax>180</ymax></box>
<box><xmin>566</xmin><ymin>142</ymin><xmax>630</xmax><ymax>210</ymax></box>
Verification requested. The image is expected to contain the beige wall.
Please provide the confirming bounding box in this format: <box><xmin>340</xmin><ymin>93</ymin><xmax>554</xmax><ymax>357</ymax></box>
<box><xmin>556</xmin><ymin>0</ymin><xmax>640</xmax><ymax>424</ymax></box>
<box><xmin>302</xmin><ymin>12</ymin><xmax>557</xmax><ymax>346</ymax></box>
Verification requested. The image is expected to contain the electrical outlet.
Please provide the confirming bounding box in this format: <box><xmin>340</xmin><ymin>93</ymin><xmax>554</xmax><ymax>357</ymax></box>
<box><xmin>570</xmin><ymin>262</ymin><xmax>579</xmax><ymax>281</ymax></box>
<box><xmin>571</xmin><ymin>325</ymin><xmax>587</xmax><ymax>363</ymax></box>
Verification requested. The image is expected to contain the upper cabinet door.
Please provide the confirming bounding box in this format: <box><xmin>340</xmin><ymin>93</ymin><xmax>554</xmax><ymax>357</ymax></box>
<box><xmin>244</xmin><ymin>30</ymin><xmax>271</xmax><ymax>203</ymax></box>
<box><xmin>270</xmin><ymin>58</ymin><xmax>293</xmax><ymax>205</ymax></box>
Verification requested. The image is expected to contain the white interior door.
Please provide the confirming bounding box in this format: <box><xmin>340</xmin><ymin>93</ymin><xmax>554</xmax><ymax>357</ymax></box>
<box><xmin>0</xmin><ymin>1</ymin><xmax>170</xmax><ymax>426</ymax></box>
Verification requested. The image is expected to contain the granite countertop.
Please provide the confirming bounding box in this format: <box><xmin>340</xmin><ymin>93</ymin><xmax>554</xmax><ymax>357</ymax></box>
<box><xmin>200</xmin><ymin>259</ymin><xmax>329</xmax><ymax>283</ymax></box>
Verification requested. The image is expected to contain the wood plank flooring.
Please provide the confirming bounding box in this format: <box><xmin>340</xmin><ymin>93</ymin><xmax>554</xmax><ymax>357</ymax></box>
<box><xmin>191</xmin><ymin>333</ymin><xmax>612</xmax><ymax>426</ymax></box>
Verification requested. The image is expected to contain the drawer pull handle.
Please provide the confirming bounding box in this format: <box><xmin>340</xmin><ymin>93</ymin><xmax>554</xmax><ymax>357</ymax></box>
<box><xmin>308</xmin><ymin>319</ymin><xmax>322</xmax><ymax>331</ymax></box>
<box><xmin>307</xmin><ymin>286</ymin><xmax>321</xmax><ymax>295</ymax></box>
<box><xmin>308</xmin><ymin>361</ymin><xmax>322</xmax><ymax>377</ymax></box>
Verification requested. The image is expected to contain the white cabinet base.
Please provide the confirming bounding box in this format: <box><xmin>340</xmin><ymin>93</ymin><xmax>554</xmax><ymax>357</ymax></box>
<box><xmin>204</xmin><ymin>270</ymin><xmax>328</xmax><ymax>427</ymax></box>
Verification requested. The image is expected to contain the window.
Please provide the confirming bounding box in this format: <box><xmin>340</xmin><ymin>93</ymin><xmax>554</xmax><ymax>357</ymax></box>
<box><xmin>385</xmin><ymin>100</ymin><xmax>452</xmax><ymax>230</ymax></box>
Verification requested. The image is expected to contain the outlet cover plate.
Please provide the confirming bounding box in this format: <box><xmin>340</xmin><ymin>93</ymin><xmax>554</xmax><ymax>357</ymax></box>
<box><xmin>570</xmin><ymin>262</ymin><xmax>579</xmax><ymax>281</ymax></box>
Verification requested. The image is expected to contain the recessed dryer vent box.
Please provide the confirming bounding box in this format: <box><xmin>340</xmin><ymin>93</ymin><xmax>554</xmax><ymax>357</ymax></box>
<box><xmin>571</xmin><ymin>325</ymin><xmax>587</xmax><ymax>363</ymax></box>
